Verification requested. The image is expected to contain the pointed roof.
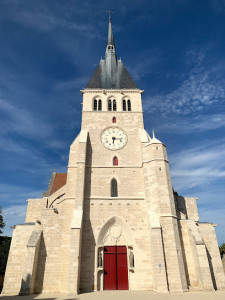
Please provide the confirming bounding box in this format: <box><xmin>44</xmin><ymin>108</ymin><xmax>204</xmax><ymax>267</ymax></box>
<box><xmin>149</xmin><ymin>130</ymin><xmax>162</xmax><ymax>144</ymax></box>
<box><xmin>85</xmin><ymin>18</ymin><xmax>138</xmax><ymax>90</ymax></box>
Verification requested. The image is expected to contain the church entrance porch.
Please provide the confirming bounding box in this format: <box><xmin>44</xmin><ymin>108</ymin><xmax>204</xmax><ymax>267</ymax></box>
<box><xmin>104</xmin><ymin>246</ymin><xmax>129</xmax><ymax>290</ymax></box>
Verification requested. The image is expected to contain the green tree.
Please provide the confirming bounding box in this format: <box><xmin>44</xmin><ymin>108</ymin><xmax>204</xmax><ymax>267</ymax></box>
<box><xmin>0</xmin><ymin>236</ymin><xmax>11</xmax><ymax>274</ymax></box>
<box><xmin>0</xmin><ymin>205</ymin><xmax>5</xmax><ymax>234</ymax></box>
<box><xmin>0</xmin><ymin>206</ymin><xmax>11</xmax><ymax>276</ymax></box>
<box><xmin>219</xmin><ymin>243</ymin><xmax>225</xmax><ymax>256</ymax></box>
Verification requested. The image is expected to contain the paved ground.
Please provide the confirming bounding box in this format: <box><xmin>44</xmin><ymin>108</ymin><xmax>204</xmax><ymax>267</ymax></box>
<box><xmin>1</xmin><ymin>291</ymin><xmax>225</xmax><ymax>300</ymax></box>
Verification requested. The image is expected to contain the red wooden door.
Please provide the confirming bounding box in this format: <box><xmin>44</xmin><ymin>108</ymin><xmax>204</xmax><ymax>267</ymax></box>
<box><xmin>104</xmin><ymin>246</ymin><xmax>129</xmax><ymax>290</ymax></box>
<box><xmin>116</xmin><ymin>246</ymin><xmax>129</xmax><ymax>290</ymax></box>
<box><xmin>104</xmin><ymin>246</ymin><xmax>117</xmax><ymax>290</ymax></box>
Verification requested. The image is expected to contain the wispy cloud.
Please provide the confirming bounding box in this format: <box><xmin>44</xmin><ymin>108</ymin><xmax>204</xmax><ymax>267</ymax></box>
<box><xmin>170</xmin><ymin>139</ymin><xmax>225</xmax><ymax>192</ymax></box>
<box><xmin>1</xmin><ymin>205</ymin><xmax>27</xmax><ymax>237</ymax></box>
<box><xmin>0</xmin><ymin>98</ymin><xmax>53</xmax><ymax>138</ymax></box>
<box><xmin>0</xmin><ymin>1</ymin><xmax>102</xmax><ymax>39</ymax></box>
<box><xmin>144</xmin><ymin>45</ymin><xmax>225</xmax><ymax>116</ymax></box>
<box><xmin>154</xmin><ymin>113</ymin><xmax>225</xmax><ymax>134</ymax></box>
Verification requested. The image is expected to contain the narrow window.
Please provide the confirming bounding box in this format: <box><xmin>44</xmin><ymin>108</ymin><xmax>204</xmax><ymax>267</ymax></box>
<box><xmin>98</xmin><ymin>99</ymin><xmax>102</xmax><ymax>111</ymax></box>
<box><xmin>112</xmin><ymin>117</ymin><xmax>116</xmax><ymax>123</ymax></box>
<box><xmin>128</xmin><ymin>100</ymin><xmax>131</xmax><ymax>111</ymax></box>
<box><xmin>93</xmin><ymin>99</ymin><xmax>97</xmax><ymax>111</ymax></box>
<box><xmin>108</xmin><ymin>99</ymin><xmax>112</xmax><ymax>111</ymax></box>
<box><xmin>111</xmin><ymin>178</ymin><xmax>118</xmax><ymax>197</ymax></box>
<box><xmin>113</xmin><ymin>100</ymin><xmax>117</xmax><ymax>111</ymax></box>
<box><xmin>123</xmin><ymin>99</ymin><xmax>127</xmax><ymax>111</ymax></box>
<box><xmin>113</xmin><ymin>157</ymin><xmax>118</xmax><ymax>166</ymax></box>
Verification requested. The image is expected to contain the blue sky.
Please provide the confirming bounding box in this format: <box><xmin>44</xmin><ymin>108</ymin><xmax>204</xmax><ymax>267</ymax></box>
<box><xmin>0</xmin><ymin>0</ymin><xmax>225</xmax><ymax>244</ymax></box>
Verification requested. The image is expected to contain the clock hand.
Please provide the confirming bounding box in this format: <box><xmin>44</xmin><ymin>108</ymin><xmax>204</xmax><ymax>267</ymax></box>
<box><xmin>114</xmin><ymin>138</ymin><xmax>122</xmax><ymax>141</ymax></box>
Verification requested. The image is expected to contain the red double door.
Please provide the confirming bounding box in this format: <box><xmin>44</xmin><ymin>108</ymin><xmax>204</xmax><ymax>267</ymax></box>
<box><xmin>104</xmin><ymin>246</ymin><xmax>129</xmax><ymax>290</ymax></box>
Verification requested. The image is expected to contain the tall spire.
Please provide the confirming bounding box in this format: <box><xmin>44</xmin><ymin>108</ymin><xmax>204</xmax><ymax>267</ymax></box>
<box><xmin>107</xmin><ymin>14</ymin><xmax>115</xmax><ymax>48</ymax></box>
<box><xmin>85</xmin><ymin>16</ymin><xmax>138</xmax><ymax>89</ymax></box>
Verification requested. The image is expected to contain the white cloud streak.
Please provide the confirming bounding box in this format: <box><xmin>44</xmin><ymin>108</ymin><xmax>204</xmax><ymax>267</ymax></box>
<box><xmin>144</xmin><ymin>45</ymin><xmax>225</xmax><ymax>116</ymax></box>
<box><xmin>170</xmin><ymin>139</ymin><xmax>225</xmax><ymax>191</ymax></box>
<box><xmin>0</xmin><ymin>98</ymin><xmax>53</xmax><ymax>139</ymax></box>
<box><xmin>1</xmin><ymin>205</ymin><xmax>27</xmax><ymax>237</ymax></box>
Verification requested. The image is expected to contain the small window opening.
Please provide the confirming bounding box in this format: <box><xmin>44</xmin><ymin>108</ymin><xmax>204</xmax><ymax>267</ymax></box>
<box><xmin>113</xmin><ymin>157</ymin><xmax>118</xmax><ymax>166</ymax></box>
<box><xmin>98</xmin><ymin>99</ymin><xmax>102</xmax><ymax>111</ymax></box>
<box><xmin>93</xmin><ymin>99</ymin><xmax>97</xmax><ymax>111</ymax></box>
<box><xmin>108</xmin><ymin>99</ymin><xmax>112</xmax><ymax>111</ymax></box>
<box><xmin>123</xmin><ymin>99</ymin><xmax>127</xmax><ymax>111</ymax></box>
<box><xmin>111</xmin><ymin>178</ymin><xmax>118</xmax><ymax>197</ymax></box>
<box><xmin>112</xmin><ymin>117</ymin><xmax>116</xmax><ymax>123</ymax></box>
<box><xmin>113</xmin><ymin>100</ymin><xmax>117</xmax><ymax>111</ymax></box>
<box><xmin>128</xmin><ymin>100</ymin><xmax>131</xmax><ymax>111</ymax></box>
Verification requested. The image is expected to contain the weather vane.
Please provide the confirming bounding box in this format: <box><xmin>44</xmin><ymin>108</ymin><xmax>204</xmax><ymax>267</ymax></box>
<box><xmin>106</xmin><ymin>9</ymin><xmax>115</xmax><ymax>21</ymax></box>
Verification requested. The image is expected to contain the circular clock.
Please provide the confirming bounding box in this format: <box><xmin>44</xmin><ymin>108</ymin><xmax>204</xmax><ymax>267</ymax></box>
<box><xmin>101</xmin><ymin>127</ymin><xmax>128</xmax><ymax>150</ymax></box>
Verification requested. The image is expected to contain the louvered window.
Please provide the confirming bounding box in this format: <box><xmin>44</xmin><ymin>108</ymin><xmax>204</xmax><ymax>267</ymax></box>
<box><xmin>123</xmin><ymin>100</ymin><xmax>127</xmax><ymax>111</ymax></box>
<box><xmin>113</xmin><ymin>100</ymin><xmax>117</xmax><ymax>111</ymax></box>
<box><xmin>93</xmin><ymin>99</ymin><xmax>97</xmax><ymax>111</ymax></box>
<box><xmin>98</xmin><ymin>100</ymin><xmax>102</xmax><ymax>111</ymax></box>
<box><xmin>108</xmin><ymin>100</ymin><xmax>112</xmax><ymax>111</ymax></box>
<box><xmin>127</xmin><ymin>100</ymin><xmax>131</xmax><ymax>111</ymax></box>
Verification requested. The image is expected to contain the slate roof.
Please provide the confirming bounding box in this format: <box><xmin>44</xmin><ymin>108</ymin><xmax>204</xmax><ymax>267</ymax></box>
<box><xmin>86</xmin><ymin>59</ymin><xmax>138</xmax><ymax>89</ymax></box>
<box><xmin>85</xmin><ymin>18</ymin><xmax>138</xmax><ymax>90</ymax></box>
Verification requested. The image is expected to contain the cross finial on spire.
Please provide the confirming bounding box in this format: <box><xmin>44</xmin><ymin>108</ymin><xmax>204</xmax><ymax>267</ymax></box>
<box><xmin>106</xmin><ymin>10</ymin><xmax>114</xmax><ymax>22</ymax></box>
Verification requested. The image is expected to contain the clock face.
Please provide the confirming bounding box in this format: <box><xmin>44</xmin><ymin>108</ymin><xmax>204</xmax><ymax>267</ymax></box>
<box><xmin>101</xmin><ymin>127</ymin><xmax>128</xmax><ymax>150</ymax></box>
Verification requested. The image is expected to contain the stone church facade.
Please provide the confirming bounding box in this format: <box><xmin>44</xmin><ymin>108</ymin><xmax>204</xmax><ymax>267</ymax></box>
<box><xmin>2</xmin><ymin>18</ymin><xmax>225</xmax><ymax>295</ymax></box>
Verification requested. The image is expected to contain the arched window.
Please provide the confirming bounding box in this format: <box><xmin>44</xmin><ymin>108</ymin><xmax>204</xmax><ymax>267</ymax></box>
<box><xmin>123</xmin><ymin>99</ymin><xmax>127</xmax><ymax>111</ymax></box>
<box><xmin>108</xmin><ymin>99</ymin><xmax>112</xmax><ymax>111</ymax></box>
<box><xmin>113</xmin><ymin>156</ymin><xmax>118</xmax><ymax>166</ymax></box>
<box><xmin>98</xmin><ymin>99</ymin><xmax>102</xmax><ymax>111</ymax></box>
<box><xmin>112</xmin><ymin>117</ymin><xmax>116</xmax><ymax>123</ymax></box>
<box><xmin>93</xmin><ymin>99</ymin><xmax>97</xmax><ymax>111</ymax></box>
<box><xmin>113</xmin><ymin>100</ymin><xmax>117</xmax><ymax>111</ymax></box>
<box><xmin>111</xmin><ymin>178</ymin><xmax>118</xmax><ymax>197</ymax></box>
<box><xmin>127</xmin><ymin>100</ymin><xmax>131</xmax><ymax>111</ymax></box>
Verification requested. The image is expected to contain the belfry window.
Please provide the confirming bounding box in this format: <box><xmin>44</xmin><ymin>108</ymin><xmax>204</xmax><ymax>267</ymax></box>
<box><xmin>98</xmin><ymin>100</ymin><xmax>102</xmax><ymax>111</ymax></box>
<box><xmin>93</xmin><ymin>99</ymin><xmax>97</xmax><ymax>111</ymax></box>
<box><xmin>112</xmin><ymin>117</ymin><xmax>116</xmax><ymax>123</ymax></box>
<box><xmin>93</xmin><ymin>98</ymin><xmax>102</xmax><ymax>111</ymax></box>
<box><xmin>111</xmin><ymin>178</ymin><xmax>118</xmax><ymax>197</ymax></box>
<box><xmin>113</xmin><ymin>157</ymin><xmax>118</xmax><ymax>166</ymax></box>
<box><xmin>108</xmin><ymin>99</ymin><xmax>112</xmax><ymax>111</ymax></box>
<box><xmin>123</xmin><ymin>100</ymin><xmax>127</xmax><ymax>111</ymax></box>
<box><xmin>113</xmin><ymin>100</ymin><xmax>117</xmax><ymax>111</ymax></box>
<box><xmin>127</xmin><ymin>100</ymin><xmax>131</xmax><ymax>111</ymax></box>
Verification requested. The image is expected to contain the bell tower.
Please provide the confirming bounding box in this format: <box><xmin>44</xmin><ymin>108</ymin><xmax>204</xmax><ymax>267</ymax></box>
<box><xmin>77</xmin><ymin>17</ymin><xmax>188</xmax><ymax>292</ymax></box>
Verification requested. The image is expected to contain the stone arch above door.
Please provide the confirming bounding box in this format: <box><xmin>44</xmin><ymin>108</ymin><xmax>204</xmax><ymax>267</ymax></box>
<box><xmin>97</xmin><ymin>216</ymin><xmax>133</xmax><ymax>246</ymax></box>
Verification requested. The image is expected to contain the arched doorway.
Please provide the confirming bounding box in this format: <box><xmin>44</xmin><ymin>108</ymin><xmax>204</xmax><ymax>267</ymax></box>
<box><xmin>96</xmin><ymin>217</ymin><xmax>133</xmax><ymax>291</ymax></box>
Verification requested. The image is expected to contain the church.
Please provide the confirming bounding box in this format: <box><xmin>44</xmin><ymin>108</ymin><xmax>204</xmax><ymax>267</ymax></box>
<box><xmin>2</xmin><ymin>17</ymin><xmax>225</xmax><ymax>295</ymax></box>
